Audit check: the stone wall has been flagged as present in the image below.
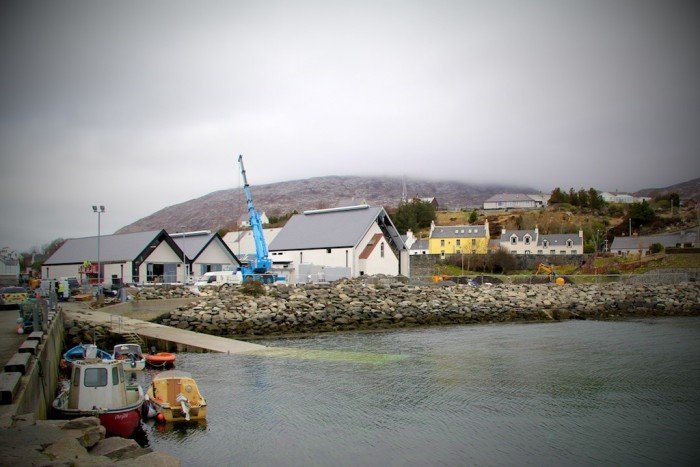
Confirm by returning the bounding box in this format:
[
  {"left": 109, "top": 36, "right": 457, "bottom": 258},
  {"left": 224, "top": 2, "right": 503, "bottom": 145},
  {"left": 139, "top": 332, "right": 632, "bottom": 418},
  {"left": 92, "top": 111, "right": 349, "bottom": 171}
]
[
  {"left": 409, "top": 253, "right": 589, "bottom": 278},
  {"left": 146, "top": 278, "right": 699, "bottom": 338}
]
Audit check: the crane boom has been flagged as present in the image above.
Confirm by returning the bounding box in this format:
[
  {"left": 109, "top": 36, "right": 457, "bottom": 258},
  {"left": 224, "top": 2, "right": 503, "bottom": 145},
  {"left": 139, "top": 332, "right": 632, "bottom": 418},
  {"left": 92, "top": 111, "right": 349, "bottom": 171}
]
[{"left": 238, "top": 155, "right": 272, "bottom": 278}]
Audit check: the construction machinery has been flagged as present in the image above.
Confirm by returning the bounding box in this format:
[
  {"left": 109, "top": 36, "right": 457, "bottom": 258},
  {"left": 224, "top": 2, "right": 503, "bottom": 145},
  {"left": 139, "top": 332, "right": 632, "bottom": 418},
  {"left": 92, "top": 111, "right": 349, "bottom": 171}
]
[
  {"left": 237, "top": 154, "right": 278, "bottom": 283},
  {"left": 534, "top": 263, "right": 565, "bottom": 285}
]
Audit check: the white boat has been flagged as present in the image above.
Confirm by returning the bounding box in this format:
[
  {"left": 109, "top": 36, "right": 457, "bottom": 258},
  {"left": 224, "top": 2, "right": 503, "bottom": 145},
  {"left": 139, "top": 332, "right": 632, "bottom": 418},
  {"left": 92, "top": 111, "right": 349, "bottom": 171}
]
[
  {"left": 112, "top": 343, "right": 146, "bottom": 371},
  {"left": 52, "top": 359, "right": 144, "bottom": 437}
]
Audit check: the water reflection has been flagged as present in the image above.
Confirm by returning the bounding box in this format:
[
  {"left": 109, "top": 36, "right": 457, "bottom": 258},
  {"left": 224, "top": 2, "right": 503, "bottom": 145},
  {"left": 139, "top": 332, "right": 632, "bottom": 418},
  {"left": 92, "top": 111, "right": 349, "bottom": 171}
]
[{"left": 141, "top": 318, "right": 700, "bottom": 466}]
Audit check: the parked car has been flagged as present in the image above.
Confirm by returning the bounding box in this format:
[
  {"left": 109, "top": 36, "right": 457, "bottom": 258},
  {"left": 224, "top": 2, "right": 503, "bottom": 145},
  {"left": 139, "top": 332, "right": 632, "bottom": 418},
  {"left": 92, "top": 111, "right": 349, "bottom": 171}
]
[{"left": 0, "top": 286, "right": 28, "bottom": 309}]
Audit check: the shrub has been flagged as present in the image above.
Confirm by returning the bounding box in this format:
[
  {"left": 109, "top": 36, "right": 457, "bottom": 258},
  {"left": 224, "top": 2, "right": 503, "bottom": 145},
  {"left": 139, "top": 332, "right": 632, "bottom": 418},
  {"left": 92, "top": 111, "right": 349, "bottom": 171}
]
[
  {"left": 649, "top": 243, "right": 664, "bottom": 254},
  {"left": 241, "top": 280, "right": 266, "bottom": 297}
]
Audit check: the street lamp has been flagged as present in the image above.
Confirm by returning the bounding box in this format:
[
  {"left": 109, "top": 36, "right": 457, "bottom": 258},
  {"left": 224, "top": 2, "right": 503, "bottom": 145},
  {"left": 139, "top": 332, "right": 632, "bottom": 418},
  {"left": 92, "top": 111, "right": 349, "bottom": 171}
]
[{"left": 92, "top": 205, "right": 105, "bottom": 289}]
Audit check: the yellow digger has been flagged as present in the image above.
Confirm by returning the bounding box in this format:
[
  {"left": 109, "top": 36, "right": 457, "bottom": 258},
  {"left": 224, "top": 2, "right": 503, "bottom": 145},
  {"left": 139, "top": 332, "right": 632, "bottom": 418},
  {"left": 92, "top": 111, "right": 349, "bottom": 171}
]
[{"left": 535, "top": 263, "right": 565, "bottom": 285}]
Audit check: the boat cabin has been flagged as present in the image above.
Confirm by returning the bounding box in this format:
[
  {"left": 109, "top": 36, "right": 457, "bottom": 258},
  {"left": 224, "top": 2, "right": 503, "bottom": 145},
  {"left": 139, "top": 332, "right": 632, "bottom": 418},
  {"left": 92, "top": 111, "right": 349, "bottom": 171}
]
[{"left": 69, "top": 359, "right": 130, "bottom": 411}]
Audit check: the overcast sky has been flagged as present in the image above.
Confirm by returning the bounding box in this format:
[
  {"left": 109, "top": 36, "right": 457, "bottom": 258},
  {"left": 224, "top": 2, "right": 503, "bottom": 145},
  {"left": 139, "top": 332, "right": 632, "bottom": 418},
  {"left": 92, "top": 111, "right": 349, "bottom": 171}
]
[{"left": 1, "top": 0, "right": 699, "bottom": 252}]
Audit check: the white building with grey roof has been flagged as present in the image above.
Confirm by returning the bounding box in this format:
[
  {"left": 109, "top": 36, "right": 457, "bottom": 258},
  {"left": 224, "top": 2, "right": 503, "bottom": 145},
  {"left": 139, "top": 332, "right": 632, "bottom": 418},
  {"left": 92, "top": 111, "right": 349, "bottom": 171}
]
[
  {"left": 610, "top": 230, "right": 697, "bottom": 256},
  {"left": 43, "top": 229, "right": 240, "bottom": 286},
  {"left": 268, "top": 205, "right": 406, "bottom": 283},
  {"left": 500, "top": 227, "right": 584, "bottom": 255},
  {"left": 483, "top": 193, "right": 548, "bottom": 210}
]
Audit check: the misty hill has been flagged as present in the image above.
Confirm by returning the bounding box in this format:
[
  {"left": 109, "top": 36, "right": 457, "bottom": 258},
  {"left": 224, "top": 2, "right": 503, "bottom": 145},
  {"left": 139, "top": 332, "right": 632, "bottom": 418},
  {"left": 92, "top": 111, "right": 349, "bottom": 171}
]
[
  {"left": 634, "top": 177, "right": 700, "bottom": 201},
  {"left": 115, "top": 176, "right": 534, "bottom": 235}
]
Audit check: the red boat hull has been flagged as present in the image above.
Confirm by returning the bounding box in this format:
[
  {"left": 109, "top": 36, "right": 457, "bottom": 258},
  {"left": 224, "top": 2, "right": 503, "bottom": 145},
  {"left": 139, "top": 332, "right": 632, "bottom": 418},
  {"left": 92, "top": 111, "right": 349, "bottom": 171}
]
[{"left": 99, "top": 407, "right": 143, "bottom": 438}]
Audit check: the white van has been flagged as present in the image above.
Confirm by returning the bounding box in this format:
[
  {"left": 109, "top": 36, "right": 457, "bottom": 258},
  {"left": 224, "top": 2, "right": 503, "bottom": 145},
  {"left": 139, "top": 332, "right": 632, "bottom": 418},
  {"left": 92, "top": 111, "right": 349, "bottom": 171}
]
[{"left": 194, "top": 270, "right": 243, "bottom": 287}]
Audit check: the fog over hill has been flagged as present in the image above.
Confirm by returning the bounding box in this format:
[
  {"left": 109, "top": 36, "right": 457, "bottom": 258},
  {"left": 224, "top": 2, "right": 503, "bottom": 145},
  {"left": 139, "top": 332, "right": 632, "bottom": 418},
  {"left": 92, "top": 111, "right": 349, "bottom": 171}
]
[
  {"left": 634, "top": 177, "right": 700, "bottom": 201},
  {"left": 115, "top": 176, "right": 535, "bottom": 235}
]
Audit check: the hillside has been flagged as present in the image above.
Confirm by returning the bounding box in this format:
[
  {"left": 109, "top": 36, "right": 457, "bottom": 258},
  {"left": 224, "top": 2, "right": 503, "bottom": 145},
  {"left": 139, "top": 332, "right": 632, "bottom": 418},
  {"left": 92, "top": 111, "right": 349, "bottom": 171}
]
[
  {"left": 115, "top": 176, "right": 533, "bottom": 235},
  {"left": 634, "top": 177, "right": 700, "bottom": 201}
]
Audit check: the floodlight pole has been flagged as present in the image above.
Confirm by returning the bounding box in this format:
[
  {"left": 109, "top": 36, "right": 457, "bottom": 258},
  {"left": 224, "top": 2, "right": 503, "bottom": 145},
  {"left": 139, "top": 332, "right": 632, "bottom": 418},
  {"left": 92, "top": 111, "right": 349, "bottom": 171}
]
[{"left": 92, "top": 205, "right": 105, "bottom": 289}]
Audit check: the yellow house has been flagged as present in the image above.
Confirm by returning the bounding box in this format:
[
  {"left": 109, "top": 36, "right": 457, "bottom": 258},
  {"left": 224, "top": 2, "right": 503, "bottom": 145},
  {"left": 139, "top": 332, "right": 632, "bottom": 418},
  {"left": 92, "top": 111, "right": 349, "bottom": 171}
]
[{"left": 428, "top": 220, "right": 490, "bottom": 256}]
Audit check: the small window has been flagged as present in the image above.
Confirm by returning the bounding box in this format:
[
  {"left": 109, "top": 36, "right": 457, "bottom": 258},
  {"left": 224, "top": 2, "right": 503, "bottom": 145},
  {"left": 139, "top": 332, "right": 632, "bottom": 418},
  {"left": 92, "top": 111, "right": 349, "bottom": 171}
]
[
  {"left": 73, "top": 367, "right": 80, "bottom": 387},
  {"left": 566, "top": 240, "right": 573, "bottom": 247},
  {"left": 543, "top": 240, "right": 549, "bottom": 248},
  {"left": 560, "top": 250, "right": 566, "bottom": 254},
  {"left": 471, "top": 239, "right": 476, "bottom": 246},
  {"left": 537, "top": 250, "right": 543, "bottom": 254},
  {"left": 456, "top": 239, "right": 461, "bottom": 246},
  {"left": 571, "top": 250, "right": 577, "bottom": 255},
  {"left": 524, "top": 236, "right": 531, "bottom": 245},
  {"left": 440, "top": 240, "right": 445, "bottom": 247},
  {"left": 550, "top": 250, "right": 556, "bottom": 254},
  {"left": 84, "top": 368, "right": 108, "bottom": 387},
  {"left": 440, "top": 250, "right": 445, "bottom": 259},
  {"left": 510, "top": 236, "right": 517, "bottom": 245},
  {"left": 207, "top": 275, "right": 216, "bottom": 283},
  {"left": 525, "top": 250, "right": 531, "bottom": 255},
  {"left": 326, "top": 248, "right": 331, "bottom": 253},
  {"left": 471, "top": 249, "right": 476, "bottom": 254},
  {"left": 112, "top": 366, "right": 119, "bottom": 386},
  {"left": 380, "top": 243, "right": 385, "bottom": 258}
]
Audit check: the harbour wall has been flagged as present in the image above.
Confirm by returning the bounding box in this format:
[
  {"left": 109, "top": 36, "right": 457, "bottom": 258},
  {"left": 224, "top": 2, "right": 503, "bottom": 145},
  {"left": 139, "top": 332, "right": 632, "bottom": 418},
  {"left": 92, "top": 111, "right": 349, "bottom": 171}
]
[
  {"left": 1, "top": 310, "right": 63, "bottom": 426},
  {"left": 122, "top": 280, "right": 700, "bottom": 338}
]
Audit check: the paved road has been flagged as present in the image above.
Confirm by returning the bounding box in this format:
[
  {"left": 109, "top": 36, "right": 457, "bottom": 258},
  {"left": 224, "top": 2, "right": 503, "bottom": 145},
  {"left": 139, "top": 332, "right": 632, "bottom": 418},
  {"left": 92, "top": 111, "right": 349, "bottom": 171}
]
[{"left": 0, "top": 306, "right": 26, "bottom": 368}]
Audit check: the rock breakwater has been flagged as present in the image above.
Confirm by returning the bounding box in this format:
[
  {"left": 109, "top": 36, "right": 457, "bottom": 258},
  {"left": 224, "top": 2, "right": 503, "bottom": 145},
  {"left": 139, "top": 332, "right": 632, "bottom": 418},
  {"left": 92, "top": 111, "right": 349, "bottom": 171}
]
[{"left": 152, "top": 279, "right": 699, "bottom": 337}]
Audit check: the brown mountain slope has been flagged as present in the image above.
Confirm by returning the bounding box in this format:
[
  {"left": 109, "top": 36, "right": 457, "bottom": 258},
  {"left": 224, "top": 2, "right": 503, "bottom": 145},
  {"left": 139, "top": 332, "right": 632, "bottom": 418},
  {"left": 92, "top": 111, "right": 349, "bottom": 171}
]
[
  {"left": 634, "top": 177, "right": 700, "bottom": 201},
  {"left": 115, "top": 176, "right": 534, "bottom": 235}
]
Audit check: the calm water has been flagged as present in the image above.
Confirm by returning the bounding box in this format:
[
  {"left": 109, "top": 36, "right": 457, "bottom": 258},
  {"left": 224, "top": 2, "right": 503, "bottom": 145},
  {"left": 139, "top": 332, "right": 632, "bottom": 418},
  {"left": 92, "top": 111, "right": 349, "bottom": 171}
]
[{"left": 136, "top": 317, "right": 700, "bottom": 466}]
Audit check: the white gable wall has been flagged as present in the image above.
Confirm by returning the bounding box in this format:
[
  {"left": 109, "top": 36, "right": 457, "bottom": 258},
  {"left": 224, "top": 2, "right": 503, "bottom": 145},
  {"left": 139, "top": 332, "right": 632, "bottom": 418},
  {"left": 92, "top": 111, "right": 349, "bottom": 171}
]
[
  {"left": 355, "top": 223, "right": 399, "bottom": 276},
  {"left": 192, "top": 239, "right": 238, "bottom": 276},
  {"left": 138, "top": 241, "right": 182, "bottom": 284}
]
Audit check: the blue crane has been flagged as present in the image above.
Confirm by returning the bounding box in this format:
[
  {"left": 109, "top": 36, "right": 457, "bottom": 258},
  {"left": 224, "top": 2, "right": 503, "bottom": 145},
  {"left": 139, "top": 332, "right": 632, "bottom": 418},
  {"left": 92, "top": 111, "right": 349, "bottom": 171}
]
[{"left": 237, "top": 154, "right": 276, "bottom": 283}]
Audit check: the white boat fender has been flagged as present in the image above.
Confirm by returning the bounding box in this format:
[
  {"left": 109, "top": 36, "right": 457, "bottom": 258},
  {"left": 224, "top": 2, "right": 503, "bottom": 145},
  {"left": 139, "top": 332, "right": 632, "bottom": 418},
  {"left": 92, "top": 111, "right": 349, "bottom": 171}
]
[
  {"left": 176, "top": 393, "right": 191, "bottom": 421},
  {"left": 143, "top": 394, "right": 157, "bottom": 418}
]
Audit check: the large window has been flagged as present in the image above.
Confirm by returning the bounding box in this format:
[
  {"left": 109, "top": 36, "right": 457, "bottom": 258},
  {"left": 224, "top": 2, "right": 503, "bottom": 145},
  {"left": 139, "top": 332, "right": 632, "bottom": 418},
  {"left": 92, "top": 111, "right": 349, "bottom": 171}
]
[
  {"left": 199, "top": 264, "right": 223, "bottom": 275},
  {"left": 84, "top": 368, "right": 108, "bottom": 387}
]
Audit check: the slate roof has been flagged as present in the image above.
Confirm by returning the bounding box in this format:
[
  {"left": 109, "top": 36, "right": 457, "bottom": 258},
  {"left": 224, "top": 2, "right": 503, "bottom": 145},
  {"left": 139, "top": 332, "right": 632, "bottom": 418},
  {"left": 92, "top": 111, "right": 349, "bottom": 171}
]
[
  {"left": 432, "top": 225, "right": 487, "bottom": 238},
  {"left": 44, "top": 230, "right": 169, "bottom": 265},
  {"left": 410, "top": 239, "right": 429, "bottom": 251},
  {"left": 538, "top": 234, "right": 583, "bottom": 247},
  {"left": 170, "top": 233, "right": 214, "bottom": 260},
  {"left": 269, "top": 205, "right": 400, "bottom": 251},
  {"left": 610, "top": 231, "right": 697, "bottom": 250},
  {"left": 485, "top": 194, "right": 540, "bottom": 203},
  {"left": 500, "top": 230, "right": 537, "bottom": 242}
]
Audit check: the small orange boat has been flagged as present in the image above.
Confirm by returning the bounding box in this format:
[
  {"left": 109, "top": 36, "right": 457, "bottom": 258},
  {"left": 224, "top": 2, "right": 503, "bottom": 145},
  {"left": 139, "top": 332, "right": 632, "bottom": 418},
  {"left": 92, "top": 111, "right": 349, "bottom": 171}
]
[{"left": 145, "top": 352, "right": 176, "bottom": 369}]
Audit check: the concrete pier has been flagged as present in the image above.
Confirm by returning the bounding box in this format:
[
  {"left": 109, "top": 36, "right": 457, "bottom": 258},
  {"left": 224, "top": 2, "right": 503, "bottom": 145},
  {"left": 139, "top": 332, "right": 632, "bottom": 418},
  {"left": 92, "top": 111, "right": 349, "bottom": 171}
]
[{"left": 63, "top": 307, "right": 265, "bottom": 354}]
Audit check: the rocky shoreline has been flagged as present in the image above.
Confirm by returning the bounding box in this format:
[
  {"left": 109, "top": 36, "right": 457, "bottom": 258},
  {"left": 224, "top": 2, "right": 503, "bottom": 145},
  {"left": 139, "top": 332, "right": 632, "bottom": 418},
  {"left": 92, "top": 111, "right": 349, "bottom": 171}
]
[
  {"left": 0, "top": 416, "right": 179, "bottom": 466},
  {"left": 62, "top": 278, "right": 699, "bottom": 343},
  {"left": 146, "top": 278, "right": 699, "bottom": 338}
]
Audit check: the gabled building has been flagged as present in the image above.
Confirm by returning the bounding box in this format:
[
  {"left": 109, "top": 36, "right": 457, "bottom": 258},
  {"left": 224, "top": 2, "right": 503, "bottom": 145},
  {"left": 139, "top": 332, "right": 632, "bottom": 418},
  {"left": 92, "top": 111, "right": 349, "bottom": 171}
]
[
  {"left": 428, "top": 221, "right": 490, "bottom": 256},
  {"left": 483, "top": 193, "right": 548, "bottom": 210},
  {"left": 169, "top": 231, "right": 241, "bottom": 279},
  {"left": 268, "top": 205, "right": 406, "bottom": 283},
  {"left": 499, "top": 227, "right": 584, "bottom": 255},
  {"left": 610, "top": 230, "right": 697, "bottom": 256},
  {"left": 600, "top": 192, "right": 652, "bottom": 204},
  {"left": 43, "top": 230, "right": 188, "bottom": 285}
]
